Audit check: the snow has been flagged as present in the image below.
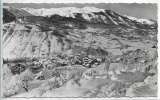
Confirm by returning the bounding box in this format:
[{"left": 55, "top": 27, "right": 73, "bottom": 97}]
[
  {"left": 82, "top": 13, "right": 92, "bottom": 21},
  {"left": 125, "top": 15, "right": 155, "bottom": 25},
  {"left": 22, "top": 7, "right": 105, "bottom": 18},
  {"left": 22, "top": 7, "right": 155, "bottom": 26},
  {"left": 106, "top": 13, "right": 118, "bottom": 25}
]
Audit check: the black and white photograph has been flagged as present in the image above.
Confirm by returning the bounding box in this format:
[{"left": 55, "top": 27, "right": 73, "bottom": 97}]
[{"left": 1, "top": 0, "right": 158, "bottom": 98}]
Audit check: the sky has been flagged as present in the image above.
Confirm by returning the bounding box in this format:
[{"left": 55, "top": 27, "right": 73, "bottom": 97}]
[
  {"left": 3, "top": 0, "right": 159, "bottom": 3},
  {"left": 3, "top": 1, "right": 157, "bottom": 20}
]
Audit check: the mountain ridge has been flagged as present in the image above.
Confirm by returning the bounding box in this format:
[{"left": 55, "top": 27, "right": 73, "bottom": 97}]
[
  {"left": 3, "top": 6, "right": 157, "bottom": 29},
  {"left": 22, "top": 7, "right": 155, "bottom": 24}
]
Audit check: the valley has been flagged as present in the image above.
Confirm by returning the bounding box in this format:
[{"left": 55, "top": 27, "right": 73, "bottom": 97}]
[{"left": 2, "top": 6, "right": 157, "bottom": 97}]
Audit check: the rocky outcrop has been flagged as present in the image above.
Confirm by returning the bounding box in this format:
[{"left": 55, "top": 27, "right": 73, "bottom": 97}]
[{"left": 3, "top": 8, "right": 16, "bottom": 23}]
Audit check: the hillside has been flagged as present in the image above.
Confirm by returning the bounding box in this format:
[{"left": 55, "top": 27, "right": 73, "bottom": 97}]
[{"left": 2, "top": 6, "right": 157, "bottom": 97}]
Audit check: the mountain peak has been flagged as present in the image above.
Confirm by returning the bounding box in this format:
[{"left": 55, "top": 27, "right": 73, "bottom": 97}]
[
  {"left": 4, "top": 6, "right": 157, "bottom": 29},
  {"left": 22, "top": 7, "right": 105, "bottom": 17}
]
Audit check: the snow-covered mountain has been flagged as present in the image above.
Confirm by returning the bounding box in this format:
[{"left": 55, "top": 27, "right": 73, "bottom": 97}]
[
  {"left": 2, "top": 6, "right": 157, "bottom": 98},
  {"left": 3, "top": 6, "right": 157, "bottom": 60},
  {"left": 3, "top": 6, "right": 157, "bottom": 29},
  {"left": 22, "top": 7, "right": 105, "bottom": 17},
  {"left": 21, "top": 7, "right": 156, "bottom": 29}
]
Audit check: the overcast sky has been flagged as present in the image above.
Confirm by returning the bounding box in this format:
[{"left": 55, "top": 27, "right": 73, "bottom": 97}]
[
  {"left": 3, "top": 1, "right": 157, "bottom": 20},
  {"left": 3, "top": 0, "right": 159, "bottom": 3}
]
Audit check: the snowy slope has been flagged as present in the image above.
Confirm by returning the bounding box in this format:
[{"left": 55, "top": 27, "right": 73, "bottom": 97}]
[
  {"left": 22, "top": 7, "right": 155, "bottom": 26},
  {"left": 125, "top": 15, "right": 155, "bottom": 25},
  {"left": 22, "top": 7, "right": 105, "bottom": 18}
]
